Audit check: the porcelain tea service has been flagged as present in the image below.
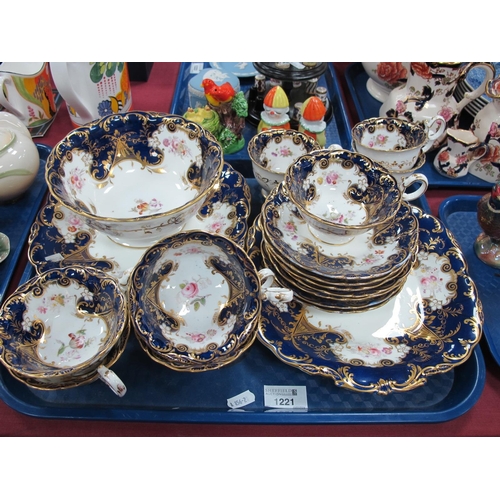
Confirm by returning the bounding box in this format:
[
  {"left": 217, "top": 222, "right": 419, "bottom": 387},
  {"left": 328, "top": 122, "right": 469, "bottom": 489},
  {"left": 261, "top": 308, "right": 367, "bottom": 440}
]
[{"left": 469, "top": 76, "right": 500, "bottom": 182}]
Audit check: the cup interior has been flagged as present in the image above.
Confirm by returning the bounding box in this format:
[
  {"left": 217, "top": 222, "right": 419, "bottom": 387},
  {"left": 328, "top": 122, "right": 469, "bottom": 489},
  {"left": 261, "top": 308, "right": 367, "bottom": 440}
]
[{"left": 352, "top": 117, "right": 428, "bottom": 153}]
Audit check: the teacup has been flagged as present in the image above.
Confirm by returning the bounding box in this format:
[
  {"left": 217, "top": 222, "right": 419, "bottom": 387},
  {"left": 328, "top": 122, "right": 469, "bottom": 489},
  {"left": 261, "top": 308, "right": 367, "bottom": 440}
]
[
  {"left": 0, "top": 266, "right": 129, "bottom": 396},
  {"left": 247, "top": 128, "right": 320, "bottom": 195},
  {"left": 284, "top": 148, "right": 402, "bottom": 245},
  {"left": 433, "top": 128, "right": 487, "bottom": 178},
  {"left": 351, "top": 116, "right": 447, "bottom": 171},
  {"left": 0, "top": 62, "right": 57, "bottom": 129},
  {"left": 129, "top": 230, "right": 293, "bottom": 371}
]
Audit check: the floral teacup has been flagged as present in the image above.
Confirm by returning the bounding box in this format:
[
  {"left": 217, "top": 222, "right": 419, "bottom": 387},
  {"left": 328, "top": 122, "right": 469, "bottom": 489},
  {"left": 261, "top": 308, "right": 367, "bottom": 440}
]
[
  {"left": 0, "top": 266, "right": 129, "bottom": 396},
  {"left": 352, "top": 116, "right": 446, "bottom": 171},
  {"left": 129, "top": 230, "right": 292, "bottom": 371},
  {"left": 248, "top": 128, "right": 320, "bottom": 195},
  {"left": 284, "top": 148, "right": 402, "bottom": 244}
]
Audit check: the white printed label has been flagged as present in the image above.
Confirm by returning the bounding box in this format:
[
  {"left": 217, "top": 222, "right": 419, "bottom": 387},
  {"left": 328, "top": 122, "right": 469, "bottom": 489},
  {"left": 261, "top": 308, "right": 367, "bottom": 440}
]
[
  {"left": 264, "top": 385, "right": 308, "bottom": 409},
  {"left": 190, "top": 63, "right": 204, "bottom": 74},
  {"left": 227, "top": 390, "right": 255, "bottom": 409}
]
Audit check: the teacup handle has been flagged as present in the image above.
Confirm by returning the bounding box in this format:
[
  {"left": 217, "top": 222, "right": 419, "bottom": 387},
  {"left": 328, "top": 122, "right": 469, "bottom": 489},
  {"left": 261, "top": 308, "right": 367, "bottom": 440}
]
[
  {"left": 422, "top": 115, "right": 447, "bottom": 152},
  {"left": 401, "top": 173, "right": 428, "bottom": 201},
  {"left": 258, "top": 268, "right": 293, "bottom": 309},
  {"left": 97, "top": 365, "right": 127, "bottom": 397}
]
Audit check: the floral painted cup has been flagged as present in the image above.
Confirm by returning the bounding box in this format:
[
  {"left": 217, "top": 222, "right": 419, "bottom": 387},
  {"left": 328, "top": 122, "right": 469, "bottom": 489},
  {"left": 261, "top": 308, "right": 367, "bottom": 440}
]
[
  {"left": 284, "top": 148, "right": 402, "bottom": 244},
  {"left": 247, "top": 128, "right": 320, "bottom": 195},
  {"left": 433, "top": 128, "right": 487, "bottom": 178},
  {"left": 352, "top": 116, "right": 446, "bottom": 171},
  {"left": 0, "top": 266, "right": 129, "bottom": 396},
  {"left": 129, "top": 230, "right": 292, "bottom": 371}
]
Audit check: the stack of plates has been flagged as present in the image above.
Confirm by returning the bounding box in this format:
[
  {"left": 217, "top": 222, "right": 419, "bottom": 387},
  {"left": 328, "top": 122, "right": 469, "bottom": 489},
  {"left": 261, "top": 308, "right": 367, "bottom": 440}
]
[{"left": 257, "top": 183, "right": 419, "bottom": 312}]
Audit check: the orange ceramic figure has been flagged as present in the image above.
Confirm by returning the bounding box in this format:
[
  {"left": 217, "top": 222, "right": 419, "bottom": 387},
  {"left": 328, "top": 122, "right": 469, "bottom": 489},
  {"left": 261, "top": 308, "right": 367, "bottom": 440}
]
[
  {"left": 201, "top": 79, "right": 237, "bottom": 107},
  {"left": 299, "top": 96, "right": 327, "bottom": 147},
  {"left": 258, "top": 85, "right": 290, "bottom": 133}
]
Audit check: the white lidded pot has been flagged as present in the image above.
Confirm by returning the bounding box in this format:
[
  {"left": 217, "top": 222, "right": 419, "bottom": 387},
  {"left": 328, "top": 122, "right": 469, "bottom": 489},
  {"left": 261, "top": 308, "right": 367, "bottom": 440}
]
[{"left": 0, "top": 111, "right": 40, "bottom": 203}]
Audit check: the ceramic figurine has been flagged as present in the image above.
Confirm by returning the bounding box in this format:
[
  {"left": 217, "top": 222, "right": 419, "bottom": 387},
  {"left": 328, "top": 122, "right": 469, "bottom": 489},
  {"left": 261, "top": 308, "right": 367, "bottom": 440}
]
[
  {"left": 201, "top": 78, "right": 248, "bottom": 154},
  {"left": 183, "top": 105, "right": 222, "bottom": 138},
  {"left": 475, "top": 182, "right": 500, "bottom": 268},
  {"left": 298, "top": 96, "right": 327, "bottom": 147},
  {"left": 258, "top": 85, "right": 291, "bottom": 133}
]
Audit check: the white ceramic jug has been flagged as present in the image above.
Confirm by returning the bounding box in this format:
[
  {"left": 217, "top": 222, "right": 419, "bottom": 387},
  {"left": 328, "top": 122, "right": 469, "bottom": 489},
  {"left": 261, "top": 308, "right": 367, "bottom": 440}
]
[{"left": 50, "top": 62, "right": 133, "bottom": 127}]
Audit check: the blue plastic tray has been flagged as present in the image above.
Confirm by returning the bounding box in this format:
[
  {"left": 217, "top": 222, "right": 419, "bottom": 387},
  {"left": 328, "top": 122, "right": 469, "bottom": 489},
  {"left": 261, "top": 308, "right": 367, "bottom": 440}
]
[
  {"left": 345, "top": 62, "right": 493, "bottom": 190},
  {"left": 438, "top": 195, "right": 500, "bottom": 365},
  {"left": 0, "top": 144, "right": 51, "bottom": 303},
  {"left": 0, "top": 67, "right": 484, "bottom": 424}
]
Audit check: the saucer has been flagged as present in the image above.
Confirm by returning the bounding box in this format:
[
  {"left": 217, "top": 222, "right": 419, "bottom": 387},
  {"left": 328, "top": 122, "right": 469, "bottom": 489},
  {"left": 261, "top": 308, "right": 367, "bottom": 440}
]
[
  {"left": 28, "top": 163, "right": 251, "bottom": 287},
  {"left": 261, "top": 183, "right": 418, "bottom": 281},
  {"left": 256, "top": 206, "right": 483, "bottom": 394}
]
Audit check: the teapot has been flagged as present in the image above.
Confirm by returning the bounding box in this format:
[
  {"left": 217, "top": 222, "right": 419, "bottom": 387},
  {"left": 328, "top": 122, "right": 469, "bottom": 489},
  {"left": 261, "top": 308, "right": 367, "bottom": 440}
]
[
  {"left": 0, "top": 111, "right": 40, "bottom": 203},
  {"left": 469, "top": 77, "right": 500, "bottom": 183},
  {"left": 380, "top": 62, "right": 495, "bottom": 149}
]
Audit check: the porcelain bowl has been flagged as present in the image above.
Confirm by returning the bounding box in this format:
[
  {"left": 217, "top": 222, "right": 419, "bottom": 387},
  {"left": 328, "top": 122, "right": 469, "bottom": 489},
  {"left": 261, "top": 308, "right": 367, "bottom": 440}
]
[
  {"left": 284, "top": 148, "right": 402, "bottom": 244},
  {"left": 0, "top": 266, "right": 128, "bottom": 392},
  {"left": 45, "top": 112, "right": 224, "bottom": 247},
  {"left": 129, "top": 230, "right": 264, "bottom": 371},
  {"left": 247, "top": 129, "right": 319, "bottom": 194}
]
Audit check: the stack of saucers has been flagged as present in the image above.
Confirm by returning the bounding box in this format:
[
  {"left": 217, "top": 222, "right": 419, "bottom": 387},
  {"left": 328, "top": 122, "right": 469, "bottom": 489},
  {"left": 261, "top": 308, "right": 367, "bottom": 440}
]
[{"left": 257, "top": 148, "right": 420, "bottom": 313}]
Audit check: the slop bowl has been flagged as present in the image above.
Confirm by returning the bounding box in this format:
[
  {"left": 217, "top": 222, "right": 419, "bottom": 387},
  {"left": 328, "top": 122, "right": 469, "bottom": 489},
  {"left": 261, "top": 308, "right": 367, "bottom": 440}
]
[
  {"left": 45, "top": 112, "right": 224, "bottom": 247},
  {"left": 284, "top": 148, "right": 402, "bottom": 244}
]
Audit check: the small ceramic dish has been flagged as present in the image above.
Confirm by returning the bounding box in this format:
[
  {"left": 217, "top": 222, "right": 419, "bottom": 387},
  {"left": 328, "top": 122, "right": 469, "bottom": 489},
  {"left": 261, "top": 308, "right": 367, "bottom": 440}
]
[
  {"left": 45, "top": 112, "right": 224, "bottom": 247},
  {"left": 247, "top": 129, "right": 319, "bottom": 194},
  {"left": 0, "top": 266, "right": 129, "bottom": 396},
  {"left": 284, "top": 148, "right": 402, "bottom": 244},
  {"left": 129, "top": 230, "right": 292, "bottom": 372}
]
